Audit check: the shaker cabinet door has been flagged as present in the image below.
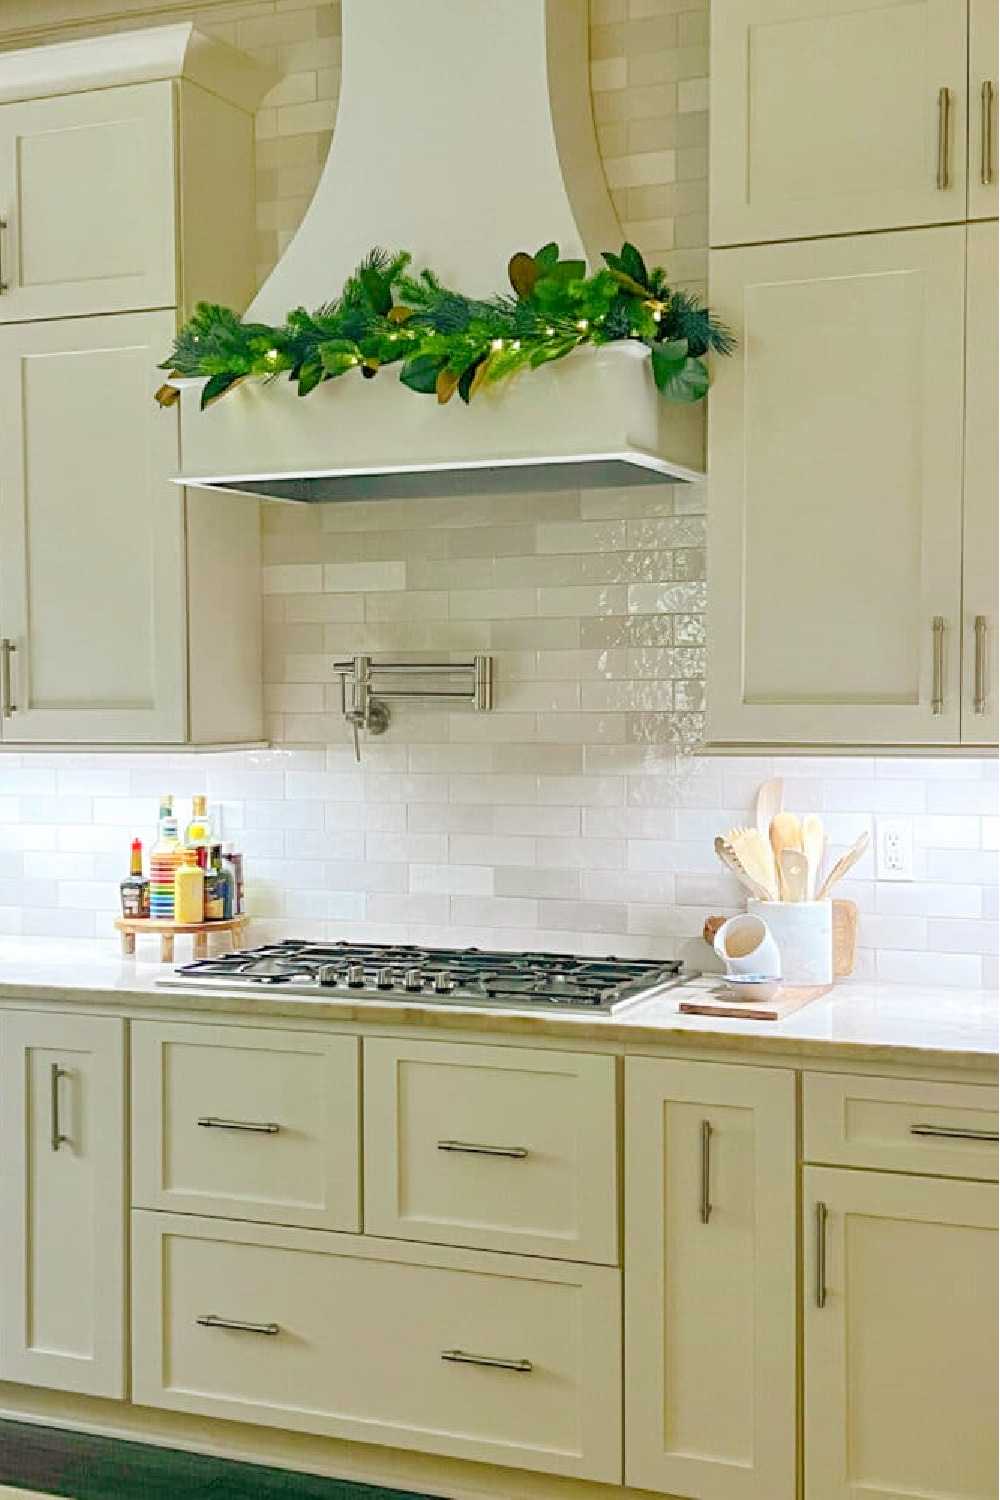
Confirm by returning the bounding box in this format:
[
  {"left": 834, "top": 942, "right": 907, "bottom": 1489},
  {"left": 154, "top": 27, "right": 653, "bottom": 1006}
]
[
  {"left": 0, "top": 310, "right": 187, "bottom": 743},
  {"left": 961, "top": 220, "right": 999, "bottom": 745},
  {"left": 710, "top": 0, "right": 967, "bottom": 246},
  {"left": 804, "top": 1167, "right": 998, "bottom": 1500},
  {"left": 0, "top": 1009, "right": 126, "bottom": 1398},
  {"left": 0, "top": 82, "right": 177, "bottom": 322},
  {"left": 707, "top": 227, "right": 965, "bottom": 748},
  {"left": 968, "top": 0, "right": 999, "bottom": 221}
]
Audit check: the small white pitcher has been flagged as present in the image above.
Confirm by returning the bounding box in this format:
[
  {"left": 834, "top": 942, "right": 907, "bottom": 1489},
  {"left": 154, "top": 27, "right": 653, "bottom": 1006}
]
[{"left": 713, "top": 913, "right": 782, "bottom": 978}]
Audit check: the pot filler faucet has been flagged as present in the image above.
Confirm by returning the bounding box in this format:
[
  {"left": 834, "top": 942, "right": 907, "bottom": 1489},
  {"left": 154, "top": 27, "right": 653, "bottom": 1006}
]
[{"left": 335, "top": 654, "right": 494, "bottom": 760}]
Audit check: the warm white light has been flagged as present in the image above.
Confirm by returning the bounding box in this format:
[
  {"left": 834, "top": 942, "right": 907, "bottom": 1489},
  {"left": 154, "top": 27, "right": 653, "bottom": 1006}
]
[
  {"left": 491, "top": 338, "right": 505, "bottom": 352},
  {"left": 576, "top": 319, "right": 589, "bottom": 331}
]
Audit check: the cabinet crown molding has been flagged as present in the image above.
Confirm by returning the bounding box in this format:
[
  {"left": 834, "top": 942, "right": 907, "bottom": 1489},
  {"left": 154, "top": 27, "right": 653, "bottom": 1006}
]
[{"left": 0, "top": 21, "right": 275, "bottom": 113}]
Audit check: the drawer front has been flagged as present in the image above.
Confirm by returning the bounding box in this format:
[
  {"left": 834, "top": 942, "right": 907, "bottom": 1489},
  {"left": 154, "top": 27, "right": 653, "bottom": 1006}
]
[
  {"left": 804, "top": 1073, "right": 999, "bottom": 1180},
  {"left": 132, "top": 1022, "right": 360, "bottom": 1229},
  {"left": 364, "top": 1038, "right": 618, "bottom": 1263},
  {"left": 131, "top": 1211, "right": 622, "bottom": 1484}
]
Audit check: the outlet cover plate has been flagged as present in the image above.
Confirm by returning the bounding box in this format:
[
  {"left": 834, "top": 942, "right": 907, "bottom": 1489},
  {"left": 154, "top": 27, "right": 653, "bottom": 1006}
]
[{"left": 875, "top": 816, "right": 914, "bottom": 881}]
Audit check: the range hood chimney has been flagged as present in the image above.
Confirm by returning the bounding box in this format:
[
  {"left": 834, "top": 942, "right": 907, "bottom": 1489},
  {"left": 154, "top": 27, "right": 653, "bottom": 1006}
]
[{"left": 177, "top": 0, "right": 705, "bottom": 503}]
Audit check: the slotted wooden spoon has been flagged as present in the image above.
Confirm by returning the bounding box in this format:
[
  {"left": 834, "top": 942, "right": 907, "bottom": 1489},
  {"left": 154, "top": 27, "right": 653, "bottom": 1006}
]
[
  {"left": 725, "top": 826, "right": 780, "bottom": 902},
  {"left": 714, "top": 836, "right": 774, "bottom": 901},
  {"left": 769, "top": 812, "right": 802, "bottom": 899}
]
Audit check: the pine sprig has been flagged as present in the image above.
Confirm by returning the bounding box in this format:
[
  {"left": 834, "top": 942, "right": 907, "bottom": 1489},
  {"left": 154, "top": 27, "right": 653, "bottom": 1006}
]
[{"left": 158, "top": 243, "right": 735, "bottom": 411}]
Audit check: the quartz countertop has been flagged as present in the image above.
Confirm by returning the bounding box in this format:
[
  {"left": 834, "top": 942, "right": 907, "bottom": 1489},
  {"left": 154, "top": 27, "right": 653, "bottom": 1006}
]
[{"left": 0, "top": 938, "right": 996, "bottom": 1075}]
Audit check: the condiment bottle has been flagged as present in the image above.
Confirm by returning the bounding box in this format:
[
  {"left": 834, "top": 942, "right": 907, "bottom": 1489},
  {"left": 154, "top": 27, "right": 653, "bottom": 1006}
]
[
  {"left": 203, "top": 843, "right": 226, "bottom": 921},
  {"left": 219, "top": 844, "right": 238, "bottom": 920},
  {"left": 119, "top": 836, "right": 149, "bottom": 919},
  {"left": 149, "top": 817, "right": 182, "bottom": 920},
  {"left": 184, "top": 795, "right": 213, "bottom": 870},
  {"left": 173, "top": 848, "right": 205, "bottom": 924}
]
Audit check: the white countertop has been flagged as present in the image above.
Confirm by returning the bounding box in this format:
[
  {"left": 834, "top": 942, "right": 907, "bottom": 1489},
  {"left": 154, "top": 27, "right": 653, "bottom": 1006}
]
[{"left": 0, "top": 938, "right": 996, "bottom": 1075}]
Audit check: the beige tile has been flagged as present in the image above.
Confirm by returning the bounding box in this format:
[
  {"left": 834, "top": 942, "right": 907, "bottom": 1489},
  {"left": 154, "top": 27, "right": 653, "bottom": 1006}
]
[
  {"left": 591, "top": 21, "right": 628, "bottom": 58},
  {"left": 604, "top": 149, "right": 676, "bottom": 189}
]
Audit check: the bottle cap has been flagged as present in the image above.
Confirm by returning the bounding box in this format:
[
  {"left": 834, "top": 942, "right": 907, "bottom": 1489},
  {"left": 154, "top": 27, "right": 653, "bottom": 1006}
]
[
  {"left": 192, "top": 794, "right": 207, "bottom": 815},
  {"left": 180, "top": 848, "right": 200, "bottom": 865}
]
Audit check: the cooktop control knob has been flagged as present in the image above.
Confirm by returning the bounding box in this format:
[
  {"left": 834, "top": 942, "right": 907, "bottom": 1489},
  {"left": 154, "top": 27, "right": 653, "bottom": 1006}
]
[
  {"left": 433, "top": 971, "right": 453, "bottom": 994},
  {"left": 404, "top": 969, "right": 423, "bottom": 992},
  {"left": 375, "top": 967, "right": 395, "bottom": 990},
  {"left": 317, "top": 964, "right": 339, "bottom": 986},
  {"left": 346, "top": 964, "right": 365, "bottom": 988}
]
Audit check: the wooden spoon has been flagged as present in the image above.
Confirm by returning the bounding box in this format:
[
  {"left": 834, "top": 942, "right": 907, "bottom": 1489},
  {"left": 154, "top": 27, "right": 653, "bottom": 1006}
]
[
  {"left": 725, "top": 826, "right": 781, "bottom": 902},
  {"left": 801, "top": 813, "right": 825, "bottom": 899},
  {"left": 780, "top": 848, "right": 809, "bottom": 903},
  {"left": 754, "top": 777, "right": 784, "bottom": 842},
  {"left": 769, "top": 812, "right": 802, "bottom": 898},
  {"left": 816, "top": 831, "right": 871, "bottom": 899},
  {"left": 714, "top": 837, "right": 774, "bottom": 901}
]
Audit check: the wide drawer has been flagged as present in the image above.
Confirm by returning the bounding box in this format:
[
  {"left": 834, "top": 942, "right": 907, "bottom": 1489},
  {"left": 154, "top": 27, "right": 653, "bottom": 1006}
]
[
  {"left": 364, "top": 1038, "right": 618, "bottom": 1263},
  {"left": 803, "top": 1073, "right": 999, "bottom": 1180},
  {"left": 132, "top": 1021, "right": 360, "bottom": 1229},
  {"left": 131, "top": 1211, "right": 622, "bottom": 1484}
]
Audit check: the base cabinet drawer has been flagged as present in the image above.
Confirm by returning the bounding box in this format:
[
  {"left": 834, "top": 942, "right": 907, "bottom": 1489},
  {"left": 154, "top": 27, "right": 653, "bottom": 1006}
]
[
  {"left": 131, "top": 1022, "right": 360, "bottom": 1230},
  {"left": 364, "top": 1038, "right": 617, "bottom": 1262},
  {"left": 804, "top": 1073, "right": 999, "bottom": 1180},
  {"left": 131, "top": 1211, "right": 622, "bottom": 1484}
]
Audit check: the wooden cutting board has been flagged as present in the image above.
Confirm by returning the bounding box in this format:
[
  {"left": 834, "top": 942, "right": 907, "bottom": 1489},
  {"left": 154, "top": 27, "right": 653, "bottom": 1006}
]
[{"left": 679, "top": 983, "right": 833, "bottom": 1022}]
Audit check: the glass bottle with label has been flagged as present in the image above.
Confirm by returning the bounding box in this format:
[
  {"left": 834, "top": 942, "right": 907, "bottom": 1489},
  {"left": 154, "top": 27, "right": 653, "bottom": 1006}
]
[
  {"left": 203, "top": 843, "right": 227, "bottom": 921},
  {"left": 184, "top": 795, "right": 213, "bottom": 869},
  {"left": 174, "top": 848, "right": 205, "bottom": 924},
  {"left": 150, "top": 817, "right": 182, "bottom": 920}
]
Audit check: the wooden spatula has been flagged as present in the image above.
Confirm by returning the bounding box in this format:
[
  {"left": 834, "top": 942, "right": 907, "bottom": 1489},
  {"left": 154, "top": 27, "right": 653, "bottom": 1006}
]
[
  {"left": 769, "top": 812, "right": 802, "bottom": 898},
  {"left": 816, "top": 831, "right": 870, "bottom": 899},
  {"left": 780, "top": 848, "right": 809, "bottom": 902},
  {"left": 754, "top": 778, "right": 784, "bottom": 842},
  {"left": 801, "top": 813, "right": 825, "bottom": 899},
  {"left": 714, "top": 837, "right": 774, "bottom": 901},
  {"left": 726, "top": 826, "right": 781, "bottom": 902}
]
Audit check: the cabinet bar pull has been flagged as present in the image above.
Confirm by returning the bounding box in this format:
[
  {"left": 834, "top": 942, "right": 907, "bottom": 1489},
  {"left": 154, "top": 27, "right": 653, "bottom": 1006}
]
[
  {"left": 910, "top": 1123, "right": 999, "bottom": 1143},
  {"left": 197, "top": 1116, "right": 280, "bottom": 1134},
  {"left": 931, "top": 616, "right": 945, "bottom": 715},
  {"left": 197, "top": 1314, "right": 279, "bottom": 1336},
  {"left": 441, "top": 1348, "right": 533, "bottom": 1373},
  {"left": 1, "top": 638, "right": 16, "bottom": 717},
  {"left": 974, "top": 616, "right": 988, "bottom": 715},
  {"left": 50, "top": 1064, "right": 69, "bottom": 1152},
  {"left": 0, "top": 217, "right": 7, "bottom": 293},
  {"left": 700, "top": 1119, "right": 712, "bottom": 1224},
  {"left": 936, "top": 87, "right": 951, "bottom": 189},
  {"left": 437, "top": 1139, "right": 528, "bottom": 1159},
  {"left": 983, "top": 81, "right": 995, "bottom": 186},
  {"left": 815, "top": 1201, "right": 828, "bottom": 1308}
]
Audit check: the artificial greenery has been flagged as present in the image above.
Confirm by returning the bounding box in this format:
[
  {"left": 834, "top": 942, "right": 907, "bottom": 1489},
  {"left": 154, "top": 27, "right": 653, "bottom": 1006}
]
[{"left": 157, "top": 241, "right": 735, "bottom": 412}]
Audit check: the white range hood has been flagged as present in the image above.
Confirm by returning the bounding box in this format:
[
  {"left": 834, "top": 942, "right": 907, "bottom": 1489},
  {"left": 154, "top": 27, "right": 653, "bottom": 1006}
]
[{"left": 177, "top": 0, "right": 705, "bottom": 503}]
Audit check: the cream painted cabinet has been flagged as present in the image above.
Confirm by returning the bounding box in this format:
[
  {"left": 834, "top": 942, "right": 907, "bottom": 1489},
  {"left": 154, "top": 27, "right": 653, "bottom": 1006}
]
[
  {"left": 961, "top": 220, "right": 999, "bottom": 743},
  {"left": 968, "top": 0, "right": 999, "bottom": 221},
  {"left": 624, "top": 1058, "right": 797, "bottom": 1500},
  {"left": 803, "top": 1167, "right": 998, "bottom": 1500},
  {"left": 710, "top": 0, "right": 968, "bottom": 246},
  {"left": 707, "top": 226, "right": 968, "bottom": 748},
  {"left": 0, "top": 1009, "right": 125, "bottom": 1399}
]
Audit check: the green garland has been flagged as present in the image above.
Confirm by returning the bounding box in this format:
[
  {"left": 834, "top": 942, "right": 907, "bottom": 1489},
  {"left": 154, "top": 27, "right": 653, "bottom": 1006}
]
[{"left": 157, "top": 241, "right": 735, "bottom": 412}]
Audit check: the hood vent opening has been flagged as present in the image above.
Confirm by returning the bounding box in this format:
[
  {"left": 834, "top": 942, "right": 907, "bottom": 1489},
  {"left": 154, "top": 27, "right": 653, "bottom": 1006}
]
[{"left": 177, "top": 0, "right": 707, "bottom": 503}]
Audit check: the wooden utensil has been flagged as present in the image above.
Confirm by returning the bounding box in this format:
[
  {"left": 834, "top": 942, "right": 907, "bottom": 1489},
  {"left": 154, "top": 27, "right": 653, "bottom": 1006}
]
[
  {"left": 769, "top": 812, "right": 802, "bottom": 898},
  {"left": 832, "top": 898, "right": 858, "bottom": 977},
  {"left": 714, "top": 837, "right": 774, "bottom": 901},
  {"left": 816, "top": 831, "right": 870, "bottom": 898},
  {"left": 780, "top": 848, "right": 809, "bottom": 903},
  {"left": 754, "top": 777, "right": 784, "bottom": 842},
  {"left": 801, "top": 813, "right": 825, "bottom": 899},
  {"left": 725, "top": 826, "right": 781, "bottom": 902}
]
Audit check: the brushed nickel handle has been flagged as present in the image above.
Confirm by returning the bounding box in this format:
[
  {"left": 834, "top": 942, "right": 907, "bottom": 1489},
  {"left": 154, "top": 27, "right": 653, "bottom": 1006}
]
[
  {"left": 196, "top": 1314, "right": 279, "bottom": 1336},
  {"left": 197, "top": 1116, "right": 280, "bottom": 1134},
  {"left": 974, "top": 616, "right": 988, "bottom": 715},
  {"left": 700, "top": 1119, "right": 712, "bottom": 1224},
  {"left": 0, "top": 217, "right": 8, "bottom": 292},
  {"left": 437, "top": 1139, "right": 529, "bottom": 1159},
  {"left": 441, "top": 1348, "right": 533, "bottom": 1373},
  {"left": 931, "top": 616, "right": 945, "bottom": 715},
  {"left": 1, "top": 638, "right": 16, "bottom": 716},
  {"left": 50, "top": 1064, "right": 70, "bottom": 1152},
  {"left": 911, "top": 1123, "right": 999, "bottom": 1143},
  {"left": 982, "top": 81, "right": 995, "bottom": 186},
  {"left": 815, "top": 1201, "right": 828, "bottom": 1309},
  {"left": 936, "top": 87, "right": 951, "bottom": 189}
]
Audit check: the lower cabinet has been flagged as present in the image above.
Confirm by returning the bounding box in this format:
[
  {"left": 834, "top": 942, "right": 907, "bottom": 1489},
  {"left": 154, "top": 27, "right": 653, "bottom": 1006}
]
[
  {"left": 624, "top": 1058, "right": 797, "bottom": 1500},
  {"left": 803, "top": 1166, "right": 998, "bottom": 1500},
  {"left": 131, "top": 1210, "right": 623, "bottom": 1484},
  {"left": 0, "top": 1009, "right": 125, "bottom": 1397}
]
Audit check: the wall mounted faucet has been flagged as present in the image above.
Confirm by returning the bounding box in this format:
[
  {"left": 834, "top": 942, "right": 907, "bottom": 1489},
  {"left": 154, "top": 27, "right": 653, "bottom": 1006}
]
[{"left": 334, "top": 654, "right": 494, "bottom": 761}]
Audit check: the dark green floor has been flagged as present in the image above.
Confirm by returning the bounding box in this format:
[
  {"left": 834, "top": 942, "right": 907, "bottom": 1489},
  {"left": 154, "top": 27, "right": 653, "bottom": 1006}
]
[{"left": 0, "top": 1420, "right": 437, "bottom": 1500}]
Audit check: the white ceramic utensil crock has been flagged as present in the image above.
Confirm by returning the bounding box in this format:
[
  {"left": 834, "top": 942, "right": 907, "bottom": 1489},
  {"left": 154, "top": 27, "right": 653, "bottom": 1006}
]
[{"left": 747, "top": 899, "right": 833, "bottom": 985}]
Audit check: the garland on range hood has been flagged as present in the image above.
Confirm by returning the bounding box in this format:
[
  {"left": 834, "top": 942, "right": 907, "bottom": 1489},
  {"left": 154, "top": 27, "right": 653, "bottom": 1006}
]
[{"left": 157, "top": 241, "right": 735, "bottom": 414}]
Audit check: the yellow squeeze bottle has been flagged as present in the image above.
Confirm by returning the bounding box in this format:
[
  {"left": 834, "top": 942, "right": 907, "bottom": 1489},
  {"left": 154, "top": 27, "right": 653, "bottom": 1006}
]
[{"left": 174, "top": 848, "right": 205, "bottom": 924}]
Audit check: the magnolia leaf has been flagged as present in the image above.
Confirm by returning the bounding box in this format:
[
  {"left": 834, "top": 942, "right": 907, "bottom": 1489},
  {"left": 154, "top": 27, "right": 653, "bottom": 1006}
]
[
  {"left": 457, "top": 360, "right": 485, "bottom": 404},
  {"left": 529, "top": 335, "right": 578, "bottom": 368},
  {"left": 400, "top": 353, "right": 446, "bottom": 395},
  {"left": 606, "top": 266, "right": 651, "bottom": 298},
  {"left": 387, "top": 305, "right": 414, "bottom": 324},
  {"left": 542, "top": 259, "right": 586, "bottom": 287},
  {"left": 296, "top": 359, "right": 323, "bottom": 396},
  {"left": 200, "top": 373, "right": 244, "bottom": 409},
  {"left": 508, "top": 252, "right": 540, "bottom": 299},
  {"left": 361, "top": 357, "right": 380, "bottom": 380},
  {"left": 155, "top": 381, "right": 180, "bottom": 408},
  {"left": 534, "top": 241, "right": 560, "bottom": 271},
  {"left": 649, "top": 339, "right": 690, "bottom": 392},
  {"left": 319, "top": 340, "right": 360, "bottom": 378},
  {"left": 654, "top": 354, "right": 711, "bottom": 403},
  {"left": 468, "top": 356, "right": 492, "bottom": 400},
  {"left": 436, "top": 367, "right": 461, "bottom": 404},
  {"left": 619, "top": 242, "right": 648, "bottom": 287}
]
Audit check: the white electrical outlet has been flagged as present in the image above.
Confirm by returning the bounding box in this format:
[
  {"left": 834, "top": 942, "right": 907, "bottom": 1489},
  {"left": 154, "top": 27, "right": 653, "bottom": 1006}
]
[{"left": 876, "top": 816, "right": 914, "bottom": 881}]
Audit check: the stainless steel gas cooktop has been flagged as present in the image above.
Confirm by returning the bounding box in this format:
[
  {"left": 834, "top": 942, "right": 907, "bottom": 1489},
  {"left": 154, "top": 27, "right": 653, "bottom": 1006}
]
[{"left": 158, "top": 939, "right": 694, "bottom": 1014}]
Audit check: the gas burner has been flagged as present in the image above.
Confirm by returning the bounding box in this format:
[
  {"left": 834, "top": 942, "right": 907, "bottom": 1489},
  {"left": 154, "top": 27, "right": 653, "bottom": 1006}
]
[{"left": 158, "top": 939, "right": 693, "bottom": 1014}]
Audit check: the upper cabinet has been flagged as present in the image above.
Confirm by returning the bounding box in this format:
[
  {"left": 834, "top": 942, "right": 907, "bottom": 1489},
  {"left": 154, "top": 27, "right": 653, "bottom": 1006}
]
[
  {"left": 961, "top": 220, "right": 999, "bottom": 744},
  {"left": 710, "top": 0, "right": 969, "bottom": 246},
  {"left": 968, "top": 0, "right": 999, "bottom": 221},
  {"left": 0, "top": 26, "right": 273, "bottom": 747}
]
